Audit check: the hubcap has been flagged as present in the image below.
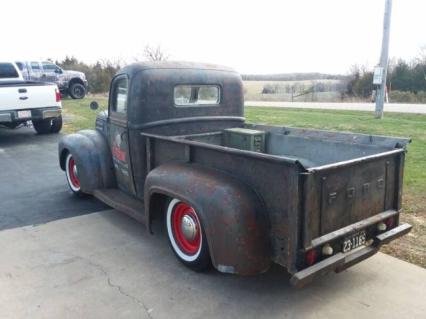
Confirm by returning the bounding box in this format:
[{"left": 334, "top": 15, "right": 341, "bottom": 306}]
[
  {"left": 181, "top": 214, "right": 198, "bottom": 241},
  {"left": 171, "top": 202, "right": 201, "bottom": 255},
  {"left": 73, "top": 164, "right": 78, "bottom": 178},
  {"left": 68, "top": 156, "right": 80, "bottom": 188},
  {"left": 74, "top": 86, "right": 83, "bottom": 98}
]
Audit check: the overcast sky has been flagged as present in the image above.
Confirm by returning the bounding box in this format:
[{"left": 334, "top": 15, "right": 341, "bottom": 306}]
[{"left": 1, "top": 0, "right": 424, "bottom": 74}]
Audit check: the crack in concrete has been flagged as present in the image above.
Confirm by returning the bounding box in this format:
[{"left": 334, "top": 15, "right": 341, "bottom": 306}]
[
  {"left": 19, "top": 228, "right": 154, "bottom": 318},
  {"left": 83, "top": 258, "right": 154, "bottom": 319}
]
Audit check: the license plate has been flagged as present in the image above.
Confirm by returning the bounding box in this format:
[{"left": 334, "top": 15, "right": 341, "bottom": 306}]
[
  {"left": 342, "top": 230, "right": 366, "bottom": 253},
  {"left": 17, "top": 110, "right": 31, "bottom": 118}
]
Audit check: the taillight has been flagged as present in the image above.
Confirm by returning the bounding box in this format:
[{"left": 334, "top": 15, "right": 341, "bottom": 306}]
[
  {"left": 55, "top": 89, "right": 61, "bottom": 102},
  {"left": 378, "top": 217, "right": 394, "bottom": 232},
  {"left": 384, "top": 217, "right": 394, "bottom": 229},
  {"left": 305, "top": 249, "right": 318, "bottom": 266}
]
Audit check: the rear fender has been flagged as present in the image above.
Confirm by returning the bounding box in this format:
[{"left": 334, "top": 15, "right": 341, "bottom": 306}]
[
  {"left": 58, "top": 129, "right": 115, "bottom": 193},
  {"left": 145, "top": 163, "right": 271, "bottom": 275}
]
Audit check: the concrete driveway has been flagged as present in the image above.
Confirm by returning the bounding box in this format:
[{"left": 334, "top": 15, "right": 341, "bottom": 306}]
[
  {"left": 0, "top": 126, "right": 107, "bottom": 230},
  {"left": 245, "top": 101, "right": 426, "bottom": 114},
  {"left": 1, "top": 209, "right": 425, "bottom": 319}
]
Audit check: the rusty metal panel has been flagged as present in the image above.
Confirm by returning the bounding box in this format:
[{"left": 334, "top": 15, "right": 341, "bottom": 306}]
[
  {"left": 144, "top": 133, "right": 303, "bottom": 270},
  {"left": 319, "top": 159, "right": 387, "bottom": 234},
  {"left": 144, "top": 163, "right": 271, "bottom": 275},
  {"left": 384, "top": 158, "right": 396, "bottom": 210},
  {"left": 303, "top": 151, "right": 404, "bottom": 240},
  {"left": 301, "top": 173, "right": 320, "bottom": 247}
]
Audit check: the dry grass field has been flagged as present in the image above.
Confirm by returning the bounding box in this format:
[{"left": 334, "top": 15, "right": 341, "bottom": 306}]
[{"left": 243, "top": 80, "right": 343, "bottom": 102}]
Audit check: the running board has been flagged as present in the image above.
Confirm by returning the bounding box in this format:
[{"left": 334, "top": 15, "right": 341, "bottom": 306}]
[{"left": 93, "top": 189, "right": 145, "bottom": 224}]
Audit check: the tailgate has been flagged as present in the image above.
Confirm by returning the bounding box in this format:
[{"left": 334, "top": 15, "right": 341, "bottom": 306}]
[
  {"left": 0, "top": 82, "right": 59, "bottom": 111},
  {"left": 302, "top": 148, "right": 406, "bottom": 244},
  {"left": 0, "top": 86, "right": 21, "bottom": 110}
]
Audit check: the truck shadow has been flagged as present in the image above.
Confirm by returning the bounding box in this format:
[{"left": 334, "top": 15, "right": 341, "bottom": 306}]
[{"left": 96, "top": 209, "right": 373, "bottom": 318}]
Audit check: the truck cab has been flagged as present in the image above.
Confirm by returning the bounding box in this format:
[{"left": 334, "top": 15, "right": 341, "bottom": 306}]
[
  {"left": 59, "top": 62, "right": 412, "bottom": 286},
  {"left": 16, "top": 61, "right": 88, "bottom": 99}
]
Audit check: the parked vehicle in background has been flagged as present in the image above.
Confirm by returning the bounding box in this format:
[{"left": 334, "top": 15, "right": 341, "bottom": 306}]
[
  {"left": 0, "top": 62, "right": 62, "bottom": 134},
  {"left": 15, "top": 61, "right": 88, "bottom": 99},
  {"left": 59, "top": 61, "right": 412, "bottom": 287}
]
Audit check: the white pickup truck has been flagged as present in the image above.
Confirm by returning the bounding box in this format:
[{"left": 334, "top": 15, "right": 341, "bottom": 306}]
[{"left": 0, "top": 62, "right": 62, "bottom": 134}]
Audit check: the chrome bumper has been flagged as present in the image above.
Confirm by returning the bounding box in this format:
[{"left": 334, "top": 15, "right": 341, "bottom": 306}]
[
  {"left": 0, "top": 107, "right": 61, "bottom": 123},
  {"left": 290, "top": 223, "right": 412, "bottom": 288},
  {"left": 41, "top": 108, "right": 61, "bottom": 119}
]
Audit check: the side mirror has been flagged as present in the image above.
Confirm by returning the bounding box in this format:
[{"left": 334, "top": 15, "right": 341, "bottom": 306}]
[
  {"left": 55, "top": 68, "right": 63, "bottom": 74},
  {"left": 90, "top": 101, "right": 99, "bottom": 110}
]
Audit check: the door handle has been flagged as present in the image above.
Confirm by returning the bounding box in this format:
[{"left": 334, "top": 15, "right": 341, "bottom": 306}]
[
  {"left": 18, "top": 88, "right": 27, "bottom": 93},
  {"left": 19, "top": 96, "right": 28, "bottom": 100}
]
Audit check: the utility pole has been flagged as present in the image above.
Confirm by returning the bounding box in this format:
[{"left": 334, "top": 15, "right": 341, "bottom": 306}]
[{"left": 375, "top": 0, "right": 393, "bottom": 119}]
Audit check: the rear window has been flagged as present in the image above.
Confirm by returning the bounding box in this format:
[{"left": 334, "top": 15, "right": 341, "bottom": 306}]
[
  {"left": 174, "top": 85, "right": 220, "bottom": 106},
  {"left": 0, "top": 63, "right": 19, "bottom": 78},
  {"left": 15, "top": 62, "right": 24, "bottom": 71}
]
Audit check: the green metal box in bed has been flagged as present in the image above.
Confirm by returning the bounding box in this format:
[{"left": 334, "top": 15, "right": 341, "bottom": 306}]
[{"left": 223, "top": 128, "right": 265, "bottom": 152}]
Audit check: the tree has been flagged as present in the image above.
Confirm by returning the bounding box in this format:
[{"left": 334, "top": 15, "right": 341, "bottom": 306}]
[
  {"left": 143, "top": 45, "right": 169, "bottom": 62},
  {"left": 390, "top": 60, "right": 412, "bottom": 92}
]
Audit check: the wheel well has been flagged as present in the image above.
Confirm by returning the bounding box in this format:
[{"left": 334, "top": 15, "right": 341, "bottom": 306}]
[
  {"left": 59, "top": 149, "right": 69, "bottom": 170},
  {"left": 69, "top": 78, "right": 85, "bottom": 87},
  {"left": 148, "top": 193, "right": 170, "bottom": 225}
]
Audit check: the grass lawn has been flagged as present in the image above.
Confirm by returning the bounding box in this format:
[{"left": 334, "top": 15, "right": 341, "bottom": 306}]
[
  {"left": 62, "top": 97, "right": 426, "bottom": 268},
  {"left": 62, "top": 96, "right": 108, "bottom": 133}
]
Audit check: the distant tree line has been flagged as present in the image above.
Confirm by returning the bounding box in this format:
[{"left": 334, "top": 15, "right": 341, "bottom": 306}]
[
  {"left": 243, "top": 72, "right": 346, "bottom": 81},
  {"left": 56, "top": 46, "right": 426, "bottom": 102},
  {"left": 258, "top": 52, "right": 426, "bottom": 103},
  {"left": 343, "top": 52, "right": 426, "bottom": 102},
  {"left": 262, "top": 81, "right": 346, "bottom": 95}
]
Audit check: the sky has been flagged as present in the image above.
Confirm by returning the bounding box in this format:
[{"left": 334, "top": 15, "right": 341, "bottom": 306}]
[{"left": 1, "top": 0, "right": 424, "bottom": 75}]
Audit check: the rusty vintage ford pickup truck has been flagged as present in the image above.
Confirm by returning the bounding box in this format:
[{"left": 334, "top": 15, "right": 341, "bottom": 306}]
[{"left": 58, "top": 62, "right": 412, "bottom": 287}]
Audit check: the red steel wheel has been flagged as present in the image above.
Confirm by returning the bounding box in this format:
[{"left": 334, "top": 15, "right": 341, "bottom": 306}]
[
  {"left": 166, "top": 198, "right": 211, "bottom": 270},
  {"left": 65, "top": 153, "right": 82, "bottom": 194}
]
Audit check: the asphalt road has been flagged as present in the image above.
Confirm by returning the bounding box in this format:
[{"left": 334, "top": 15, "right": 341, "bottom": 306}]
[
  {"left": 245, "top": 101, "right": 426, "bottom": 114},
  {"left": 0, "top": 126, "right": 107, "bottom": 230},
  {"left": 1, "top": 209, "right": 425, "bottom": 319}
]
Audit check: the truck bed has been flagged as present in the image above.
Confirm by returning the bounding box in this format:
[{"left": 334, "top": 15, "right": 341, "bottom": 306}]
[
  {"left": 142, "top": 124, "right": 410, "bottom": 271},
  {"left": 179, "top": 124, "right": 409, "bottom": 170}
]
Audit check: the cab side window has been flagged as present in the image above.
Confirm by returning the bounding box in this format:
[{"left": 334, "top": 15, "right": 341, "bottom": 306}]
[
  {"left": 30, "top": 62, "right": 40, "bottom": 70},
  {"left": 42, "top": 63, "right": 58, "bottom": 72},
  {"left": 111, "top": 76, "right": 129, "bottom": 115}
]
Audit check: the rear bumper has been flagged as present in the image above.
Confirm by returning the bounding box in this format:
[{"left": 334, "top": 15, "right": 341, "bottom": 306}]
[
  {"left": 0, "top": 107, "right": 61, "bottom": 123},
  {"left": 290, "top": 223, "right": 412, "bottom": 288}
]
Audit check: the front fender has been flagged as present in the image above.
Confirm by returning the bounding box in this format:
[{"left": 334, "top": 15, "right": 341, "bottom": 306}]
[
  {"left": 145, "top": 163, "right": 271, "bottom": 275},
  {"left": 58, "top": 129, "right": 115, "bottom": 193}
]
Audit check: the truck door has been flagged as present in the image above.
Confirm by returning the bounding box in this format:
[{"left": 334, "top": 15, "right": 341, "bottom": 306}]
[
  {"left": 108, "top": 75, "right": 136, "bottom": 195},
  {"left": 29, "top": 62, "right": 43, "bottom": 81},
  {"left": 41, "top": 62, "right": 59, "bottom": 82}
]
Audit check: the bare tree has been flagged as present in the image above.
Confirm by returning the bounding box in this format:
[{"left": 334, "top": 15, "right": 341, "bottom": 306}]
[{"left": 143, "top": 45, "right": 169, "bottom": 62}]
